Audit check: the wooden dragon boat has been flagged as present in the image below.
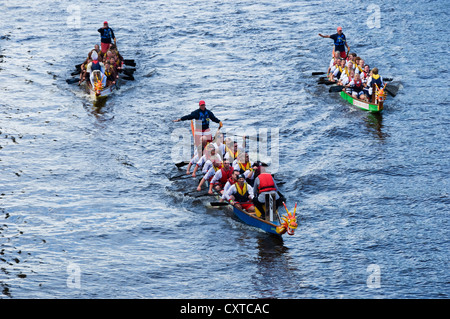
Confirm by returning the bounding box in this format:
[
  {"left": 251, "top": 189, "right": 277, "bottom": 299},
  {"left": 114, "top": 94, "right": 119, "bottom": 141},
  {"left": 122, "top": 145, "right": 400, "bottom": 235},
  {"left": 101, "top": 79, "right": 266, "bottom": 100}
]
[
  {"left": 179, "top": 120, "right": 298, "bottom": 237},
  {"left": 316, "top": 73, "right": 390, "bottom": 113},
  {"left": 67, "top": 51, "right": 135, "bottom": 101}
]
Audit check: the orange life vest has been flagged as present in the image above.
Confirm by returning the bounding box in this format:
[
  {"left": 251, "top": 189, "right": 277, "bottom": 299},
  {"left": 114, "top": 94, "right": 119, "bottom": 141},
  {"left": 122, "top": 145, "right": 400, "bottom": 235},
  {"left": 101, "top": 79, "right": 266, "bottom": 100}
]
[{"left": 257, "top": 173, "right": 277, "bottom": 193}]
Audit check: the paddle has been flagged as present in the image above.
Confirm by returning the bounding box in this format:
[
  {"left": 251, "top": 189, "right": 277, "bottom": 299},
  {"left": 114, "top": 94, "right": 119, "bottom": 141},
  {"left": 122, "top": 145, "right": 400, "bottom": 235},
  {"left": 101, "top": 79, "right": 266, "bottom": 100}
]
[
  {"left": 318, "top": 79, "right": 337, "bottom": 85},
  {"left": 123, "top": 59, "right": 136, "bottom": 67},
  {"left": 184, "top": 190, "right": 211, "bottom": 198},
  {"left": 169, "top": 173, "right": 192, "bottom": 181},
  {"left": 385, "top": 83, "right": 400, "bottom": 97},
  {"left": 329, "top": 85, "right": 345, "bottom": 92},
  {"left": 121, "top": 74, "right": 134, "bottom": 81},
  {"left": 210, "top": 202, "right": 229, "bottom": 206},
  {"left": 175, "top": 161, "right": 190, "bottom": 168},
  {"left": 210, "top": 200, "right": 252, "bottom": 207},
  {"left": 66, "top": 78, "right": 79, "bottom": 84},
  {"left": 312, "top": 71, "right": 326, "bottom": 76}
]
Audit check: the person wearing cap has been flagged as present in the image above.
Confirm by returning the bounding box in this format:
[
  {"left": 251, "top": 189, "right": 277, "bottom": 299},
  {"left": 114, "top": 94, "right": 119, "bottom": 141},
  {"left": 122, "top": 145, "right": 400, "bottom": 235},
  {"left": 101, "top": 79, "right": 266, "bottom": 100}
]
[
  {"left": 223, "top": 174, "right": 255, "bottom": 214},
  {"left": 319, "top": 26, "right": 350, "bottom": 59},
  {"left": 173, "top": 100, "right": 223, "bottom": 145},
  {"left": 98, "top": 21, "right": 116, "bottom": 54}
]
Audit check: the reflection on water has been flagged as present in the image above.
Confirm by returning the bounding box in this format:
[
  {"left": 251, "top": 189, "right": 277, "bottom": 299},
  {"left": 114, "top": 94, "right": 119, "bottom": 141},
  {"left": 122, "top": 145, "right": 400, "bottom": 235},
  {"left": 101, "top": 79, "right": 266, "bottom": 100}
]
[
  {"left": 252, "top": 235, "right": 298, "bottom": 297},
  {"left": 364, "top": 112, "right": 386, "bottom": 140}
]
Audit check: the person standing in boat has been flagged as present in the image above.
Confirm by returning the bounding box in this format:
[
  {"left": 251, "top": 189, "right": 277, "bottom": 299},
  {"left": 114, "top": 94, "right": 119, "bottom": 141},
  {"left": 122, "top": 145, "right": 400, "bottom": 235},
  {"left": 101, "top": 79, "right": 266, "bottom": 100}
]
[
  {"left": 319, "top": 26, "right": 350, "bottom": 59},
  {"left": 173, "top": 100, "right": 223, "bottom": 145},
  {"left": 98, "top": 21, "right": 116, "bottom": 55}
]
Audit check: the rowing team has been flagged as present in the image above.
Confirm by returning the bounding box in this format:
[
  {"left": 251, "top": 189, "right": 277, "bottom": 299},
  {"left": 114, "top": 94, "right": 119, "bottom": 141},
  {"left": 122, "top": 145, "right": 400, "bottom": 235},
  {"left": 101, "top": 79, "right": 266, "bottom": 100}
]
[
  {"left": 327, "top": 51, "right": 386, "bottom": 103},
  {"left": 173, "top": 100, "right": 284, "bottom": 219},
  {"left": 78, "top": 43, "right": 124, "bottom": 88}
]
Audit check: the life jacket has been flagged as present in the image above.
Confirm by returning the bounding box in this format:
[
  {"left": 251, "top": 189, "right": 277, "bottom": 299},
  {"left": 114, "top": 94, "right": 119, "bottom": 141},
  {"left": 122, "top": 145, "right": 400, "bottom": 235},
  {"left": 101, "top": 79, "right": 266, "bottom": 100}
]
[
  {"left": 227, "top": 177, "right": 236, "bottom": 185},
  {"left": 238, "top": 161, "right": 251, "bottom": 173},
  {"left": 218, "top": 167, "right": 233, "bottom": 186},
  {"left": 257, "top": 173, "right": 277, "bottom": 193},
  {"left": 91, "top": 60, "right": 102, "bottom": 72},
  {"left": 335, "top": 65, "right": 343, "bottom": 79},
  {"left": 353, "top": 79, "right": 363, "bottom": 92},
  {"left": 225, "top": 146, "right": 239, "bottom": 161},
  {"left": 198, "top": 109, "right": 211, "bottom": 128},
  {"left": 101, "top": 28, "right": 112, "bottom": 41},
  {"left": 343, "top": 67, "right": 350, "bottom": 78},
  {"left": 234, "top": 182, "right": 249, "bottom": 203},
  {"left": 334, "top": 34, "right": 346, "bottom": 46},
  {"left": 371, "top": 74, "right": 383, "bottom": 88},
  {"left": 356, "top": 65, "right": 363, "bottom": 74}
]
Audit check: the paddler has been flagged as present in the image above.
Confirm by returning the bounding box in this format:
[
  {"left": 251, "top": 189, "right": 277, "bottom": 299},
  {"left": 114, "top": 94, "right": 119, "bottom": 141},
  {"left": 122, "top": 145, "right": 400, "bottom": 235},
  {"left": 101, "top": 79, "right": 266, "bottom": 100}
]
[
  {"left": 173, "top": 100, "right": 223, "bottom": 146},
  {"left": 319, "top": 26, "right": 350, "bottom": 59},
  {"left": 86, "top": 51, "right": 106, "bottom": 89},
  {"left": 197, "top": 159, "right": 223, "bottom": 192},
  {"left": 208, "top": 159, "right": 233, "bottom": 195},
  {"left": 223, "top": 174, "right": 256, "bottom": 214},
  {"left": 222, "top": 169, "right": 240, "bottom": 198},
  {"left": 232, "top": 152, "right": 256, "bottom": 186},
  {"left": 191, "top": 144, "right": 221, "bottom": 178},
  {"left": 364, "top": 67, "right": 384, "bottom": 102}
]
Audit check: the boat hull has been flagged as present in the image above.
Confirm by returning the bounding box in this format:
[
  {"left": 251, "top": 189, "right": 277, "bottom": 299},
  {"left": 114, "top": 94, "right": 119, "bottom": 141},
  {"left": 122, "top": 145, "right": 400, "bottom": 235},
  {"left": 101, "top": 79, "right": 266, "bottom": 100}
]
[
  {"left": 213, "top": 191, "right": 283, "bottom": 237},
  {"left": 340, "top": 90, "right": 383, "bottom": 113},
  {"left": 231, "top": 205, "right": 282, "bottom": 236},
  {"left": 85, "top": 80, "right": 117, "bottom": 100}
]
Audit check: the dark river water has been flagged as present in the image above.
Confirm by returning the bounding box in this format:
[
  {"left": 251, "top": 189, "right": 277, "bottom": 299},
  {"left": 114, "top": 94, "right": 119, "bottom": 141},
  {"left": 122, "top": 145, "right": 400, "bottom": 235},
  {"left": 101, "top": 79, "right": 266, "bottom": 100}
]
[{"left": 0, "top": 0, "right": 448, "bottom": 299}]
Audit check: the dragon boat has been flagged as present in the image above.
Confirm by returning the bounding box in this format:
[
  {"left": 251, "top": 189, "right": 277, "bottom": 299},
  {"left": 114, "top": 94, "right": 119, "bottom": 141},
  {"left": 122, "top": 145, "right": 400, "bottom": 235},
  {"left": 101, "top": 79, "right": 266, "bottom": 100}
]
[{"left": 67, "top": 50, "right": 135, "bottom": 101}]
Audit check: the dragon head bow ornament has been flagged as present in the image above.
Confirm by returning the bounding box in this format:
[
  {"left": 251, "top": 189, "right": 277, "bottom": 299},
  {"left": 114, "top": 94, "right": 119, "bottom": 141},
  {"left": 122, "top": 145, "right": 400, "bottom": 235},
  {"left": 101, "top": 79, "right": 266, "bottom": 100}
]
[
  {"left": 94, "top": 79, "right": 103, "bottom": 96},
  {"left": 375, "top": 84, "right": 387, "bottom": 102},
  {"left": 276, "top": 202, "right": 298, "bottom": 235}
]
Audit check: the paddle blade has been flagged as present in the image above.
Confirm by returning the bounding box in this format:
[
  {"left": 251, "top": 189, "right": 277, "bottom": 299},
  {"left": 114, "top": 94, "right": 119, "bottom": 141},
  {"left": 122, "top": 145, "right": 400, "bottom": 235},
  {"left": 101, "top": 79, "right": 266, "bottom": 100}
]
[
  {"left": 123, "top": 59, "right": 136, "bottom": 67},
  {"left": 329, "top": 85, "right": 344, "bottom": 92},
  {"left": 66, "top": 78, "right": 79, "bottom": 84},
  {"left": 312, "top": 72, "right": 326, "bottom": 76},
  {"left": 175, "top": 161, "right": 190, "bottom": 168},
  {"left": 210, "top": 202, "right": 229, "bottom": 206},
  {"left": 385, "top": 83, "right": 399, "bottom": 97}
]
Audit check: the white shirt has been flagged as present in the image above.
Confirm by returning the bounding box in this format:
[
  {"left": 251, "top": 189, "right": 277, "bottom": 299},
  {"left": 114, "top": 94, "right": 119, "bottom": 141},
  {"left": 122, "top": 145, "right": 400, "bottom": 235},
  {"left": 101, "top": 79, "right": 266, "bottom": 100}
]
[
  {"left": 211, "top": 142, "right": 226, "bottom": 159},
  {"left": 210, "top": 167, "right": 232, "bottom": 185},
  {"left": 223, "top": 183, "right": 254, "bottom": 201},
  {"left": 203, "top": 166, "right": 218, "bottom": 182},
  {"left": 86, "top": 61, "right": 105, "bottom": 73},
  {"left": 196, "top": 154, "right": 221, "bottom": 170},
  {"left": 232, "top": 160, "right": 255, "bottom": 179}
]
